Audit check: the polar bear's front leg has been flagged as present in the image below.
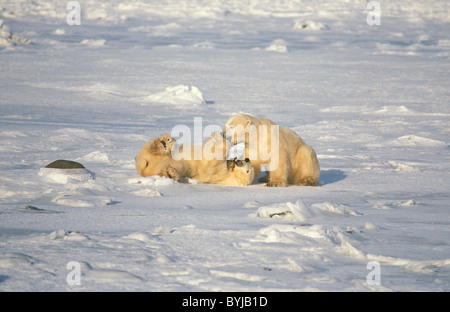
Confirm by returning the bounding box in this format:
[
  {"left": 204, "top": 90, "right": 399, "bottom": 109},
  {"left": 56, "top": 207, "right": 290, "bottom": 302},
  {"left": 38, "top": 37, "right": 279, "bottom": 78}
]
[{"left": 265, "top": 162, "right": 288, "bottom": 187}]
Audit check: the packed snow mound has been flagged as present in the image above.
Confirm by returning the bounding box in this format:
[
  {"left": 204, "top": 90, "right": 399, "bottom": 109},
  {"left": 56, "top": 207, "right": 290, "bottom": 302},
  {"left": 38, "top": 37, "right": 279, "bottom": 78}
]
[
  {"left": 310, "top": 202, "right": 362, "bottom": 216},
  {"left": 388, "top": 135, "right": 448, "bottom": 148},
  {"left": 38, "top": 168, "right": 95, "bottom": 184},
  {"left": 253, "top": 200, "right": 361, "bottom": 221},
  {"left": 144, "top": 85, "right": 206, "bottom": 107},
  {"left": 254, "top": 200, "right": 312, "bottom": 221},
  {"left": 51, "top": 193, "right": 115, "bottom": 207},
  {"left": 76, "top": 151, "right": 116, "bottom": 164},
  {"left": 265, "top": 39, "right": 288, "bottom": 53},
  {"left": 128, "top": 176, "right": 177, "bottom": 186},
  {"left": 132, "top": 189, "right": 161, "bottom": 197},
  {"left": 0, "top": 19, "right": 30, "bottom": 47},
  {"left": 80, "top": 39, "right": 107, "bottom": 47},
  {"left": 375, "top": 105, "right": 413, "bottom": 115}
]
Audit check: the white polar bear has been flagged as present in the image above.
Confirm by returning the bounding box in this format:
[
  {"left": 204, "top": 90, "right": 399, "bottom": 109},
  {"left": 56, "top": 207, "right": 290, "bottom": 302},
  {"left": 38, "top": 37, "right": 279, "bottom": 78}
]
[{"left": 224, "top": 114, "right": 320, "bottom": 187}]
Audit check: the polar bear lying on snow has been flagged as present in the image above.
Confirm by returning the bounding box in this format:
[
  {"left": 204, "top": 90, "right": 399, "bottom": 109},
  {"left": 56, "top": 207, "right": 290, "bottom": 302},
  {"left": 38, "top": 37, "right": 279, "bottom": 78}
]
[
  {"left": 224, "top": 114, "right": 320, "bottom": 187},
  {"left": 135, "top": 133, "right": 254, "bottom": 186}
]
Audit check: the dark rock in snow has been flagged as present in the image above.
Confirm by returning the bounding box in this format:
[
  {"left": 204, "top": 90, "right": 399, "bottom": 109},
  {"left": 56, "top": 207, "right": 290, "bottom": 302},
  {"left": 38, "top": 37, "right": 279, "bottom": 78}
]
[{"left": 45, "top": 160, "right": 85, "bottom": 169}]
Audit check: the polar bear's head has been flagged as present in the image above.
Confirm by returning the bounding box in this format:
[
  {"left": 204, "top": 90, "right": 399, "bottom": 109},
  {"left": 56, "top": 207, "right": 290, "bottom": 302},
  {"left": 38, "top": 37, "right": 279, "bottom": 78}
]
[
  {"left": 223, "top": 114, "right": 255, "bottom": 145},
  {"left": 224, "top": 114, "right": 280, "bottom": 171},
  {"left": 135, "top": 134, "right": 176, "bottom": 176},
  {"left": 226, "top": 157, "right": 255, "bottom": 186}
]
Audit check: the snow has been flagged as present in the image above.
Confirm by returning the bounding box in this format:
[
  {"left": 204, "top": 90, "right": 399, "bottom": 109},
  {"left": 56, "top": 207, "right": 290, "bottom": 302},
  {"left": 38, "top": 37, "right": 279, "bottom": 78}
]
[
  {"left": 144, "top": 85, "right": 207, "bottom": 107},
  {"left": 37, "top": 167, "right": 95, "bottom": 184},
  {"left": 0, "top": 0, "right": 449, "bottom": 292}
]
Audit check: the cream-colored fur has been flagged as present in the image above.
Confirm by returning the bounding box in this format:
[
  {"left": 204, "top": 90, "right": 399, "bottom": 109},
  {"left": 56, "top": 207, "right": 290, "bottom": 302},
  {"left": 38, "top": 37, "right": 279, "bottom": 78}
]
[
  {"left": 224, "top": 114, "right": 320, "bottom": 187},
  {"left": 135, "top": 133, "right": 254, "bottom": 186},
  {"left": 135, "top": 134, "right": 184, "bottom": 180}
]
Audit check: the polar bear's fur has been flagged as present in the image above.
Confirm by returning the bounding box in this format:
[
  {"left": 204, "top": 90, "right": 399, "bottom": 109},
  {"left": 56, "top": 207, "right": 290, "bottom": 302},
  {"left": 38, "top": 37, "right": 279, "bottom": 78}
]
[
  {"left": 135, "top": 134, "right": 189, "bottom": 180},
  {"left": 171, "top": 132, "right": 254, "bottom": 185},
  {"left": 135, "top": 133, "right": 254, "bottom": 186},
  {"left": 182, "top": 154, "right": 255, "bottom": 186},
  {"left": 224, "top": 114, "right": 320, "bottom": 187},
  {"left": 135, "top": 134, "right": 184, "bottom": 179}
]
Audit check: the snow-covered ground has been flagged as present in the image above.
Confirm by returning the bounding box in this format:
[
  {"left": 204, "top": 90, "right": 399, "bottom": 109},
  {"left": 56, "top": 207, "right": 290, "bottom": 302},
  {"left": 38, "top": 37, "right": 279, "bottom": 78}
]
[{"left": 0, "top": 0, "right": 449, "bottom": 291}]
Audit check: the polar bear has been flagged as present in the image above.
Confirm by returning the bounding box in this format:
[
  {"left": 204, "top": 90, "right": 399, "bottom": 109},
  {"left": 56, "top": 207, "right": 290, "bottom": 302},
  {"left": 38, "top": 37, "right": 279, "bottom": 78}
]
[
  {"left": 223, "top": 114, "right": 320, "bottom": 187},
  {"left": 135, "top": 133, "right": 255, "bottom": 186}
]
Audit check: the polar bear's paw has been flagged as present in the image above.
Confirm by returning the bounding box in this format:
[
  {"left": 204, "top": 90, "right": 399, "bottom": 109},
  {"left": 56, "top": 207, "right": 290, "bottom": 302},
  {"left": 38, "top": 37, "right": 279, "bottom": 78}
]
[
  {"left": 295, "top": 177, "right": 318, "bottom": 187},
  {"left": 161, "top": 166, "right": 179, "bottom": 181},
  {"left": 150, "top": 134, "right": 176, "bottom": 155},
  {"left": 266, "top": 181, "right": 287, "bottom": 187}
]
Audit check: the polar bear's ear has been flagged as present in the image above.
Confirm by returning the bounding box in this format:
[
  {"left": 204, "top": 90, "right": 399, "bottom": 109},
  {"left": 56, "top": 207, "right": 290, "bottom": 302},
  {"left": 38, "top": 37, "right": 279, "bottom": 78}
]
[{"left": 245, "top": 119, "right": 252, "bottom": 127}]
